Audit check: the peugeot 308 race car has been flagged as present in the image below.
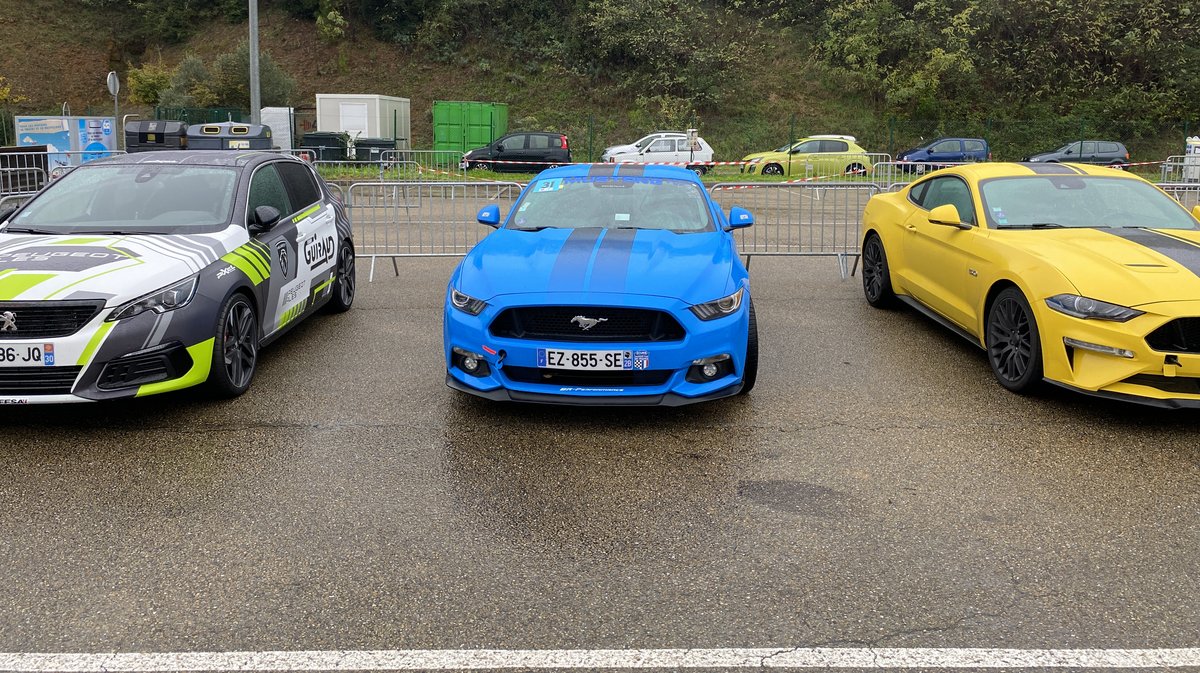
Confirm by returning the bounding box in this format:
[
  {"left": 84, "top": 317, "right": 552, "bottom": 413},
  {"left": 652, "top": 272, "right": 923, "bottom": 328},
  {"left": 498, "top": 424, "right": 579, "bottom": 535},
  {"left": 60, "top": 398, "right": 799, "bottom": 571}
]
[
  {"left": 444, "top": 164, "right": 758, "bottom": 406},
  {"left": 0, "top": 151, "right": 355, "bottom": 404}
]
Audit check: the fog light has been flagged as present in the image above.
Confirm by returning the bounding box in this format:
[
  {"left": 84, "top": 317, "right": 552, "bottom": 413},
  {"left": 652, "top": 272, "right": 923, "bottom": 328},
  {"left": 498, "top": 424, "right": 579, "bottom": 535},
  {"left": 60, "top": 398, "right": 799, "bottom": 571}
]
[
  {"left": 687, "top": 354, "right": 733, "bottom": 384},
  {"left": 452, "top": 346, "right": 491, "bottom": 377},
  {"left": 462, "top": 356, "right": 479, "bottom": 372},
  {"left": 702, "top": 363, "right": 719, "bottom": 378}
]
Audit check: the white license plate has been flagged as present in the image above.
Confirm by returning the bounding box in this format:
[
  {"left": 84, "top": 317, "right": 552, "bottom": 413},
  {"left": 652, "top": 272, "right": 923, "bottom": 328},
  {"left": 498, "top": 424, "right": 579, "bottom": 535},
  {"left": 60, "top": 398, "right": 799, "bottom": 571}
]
[
  {"left": 0, "top": 343, "right": 56, "bottom": 367},
  {"left": 537, "top": 348, "right": 650, "bottom": 371},
  {"left": 459, "top": 161, "right": 468, "bottom": 170}
]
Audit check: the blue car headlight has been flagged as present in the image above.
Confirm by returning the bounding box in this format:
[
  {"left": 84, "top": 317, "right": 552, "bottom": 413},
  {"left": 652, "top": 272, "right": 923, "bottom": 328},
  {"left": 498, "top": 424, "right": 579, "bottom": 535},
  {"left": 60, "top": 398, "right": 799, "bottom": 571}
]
[
  {"left": 1045, "top": 294, "right": 1143, "bottom": 322},
  {"left": 450, "top": 288, "right": 487, "bottom": 316},
  {"left": 107, "top": 275, "right": 198, "bottom": 322},
  {"left": 690, "top": 288, "right": 744, "bottom": 321}
]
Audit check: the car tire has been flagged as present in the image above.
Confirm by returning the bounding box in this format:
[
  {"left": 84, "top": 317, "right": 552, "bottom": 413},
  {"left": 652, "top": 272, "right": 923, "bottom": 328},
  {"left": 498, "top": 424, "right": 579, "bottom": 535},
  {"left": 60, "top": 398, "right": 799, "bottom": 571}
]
[
  {"left": 985, "top": 287, "right": 1044, "bottom": 394},
  {"left": 206, "top": 291, "right": 259, "bottom": 398},
  {"left": 761, "top": 164, "right": 783, "bottom": 176},
  {"left": 738, "top": 299, "right": 759, "bottom": 395},
  {"left": 690, "top": 165, "right": 707, "bottom": 176},
  {"left": 845, "top": 162, "right": 866, "bottom": 176},
  {"left": 862, "top": 233, "right": 897, "bottom": 309},
  {"left": 473, "top": 161, "right": 492, "bottom": 172},
  {"left": 1108, "top": 161, "right": 1126, "bottom": 170},
  {"left": 325, "top": 240, "right": 355, "bottom": 314}
]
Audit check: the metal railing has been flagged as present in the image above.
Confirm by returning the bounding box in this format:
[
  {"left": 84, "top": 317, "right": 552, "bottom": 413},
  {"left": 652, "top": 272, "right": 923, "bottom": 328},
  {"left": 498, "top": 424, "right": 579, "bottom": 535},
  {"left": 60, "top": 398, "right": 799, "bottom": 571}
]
[
  {"left": 344, "top": 181, "right": 524, "bottom": 280},
  {"left": 1159, "top": 183, "right": 1200, "bottom": 210},
  {"left": 870, "top": 161, "right": 973, "bottom": 189},
  {"left": 709, "top": 182, "right": 879, "bottom": 278}
]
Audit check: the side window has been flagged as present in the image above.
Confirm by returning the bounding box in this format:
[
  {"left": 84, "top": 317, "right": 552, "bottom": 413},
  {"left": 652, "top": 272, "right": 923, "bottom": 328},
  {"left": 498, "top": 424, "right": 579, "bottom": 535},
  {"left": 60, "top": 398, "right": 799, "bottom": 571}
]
[
  {"left": 647, "top": 139, "right": 674, "bottom": 153},
  {"left": 821, "top": 140, "right": 849, "bottom": 152},
  {"left": 908, "top": 179, "right": 932, "bottom": 207},
  {"left": 931, "top": 140, "right": 961, "bottom": 153},
  {"left": 1099, "top": 142, "right": 1120, "bottom": 153},
  {"left": 921, "top": 176, "right": 975, "bottom": 225},
  {"left": 276, "top": 162, "right": 322, "bottom": 210},
  {"left": 246, "top": 164, "right": 292, "bottom": 224},
  {"left": 501, "top": 135, "right": 527, "bottom": 150},
  {"left": 963, "top": 140, "right": 985, "bottom": 153},
  {"left": 528, "top": 134, "right": 550, "bottom": 150},
  {"left": 1082, "top": 141, "right": 1097, "bottom": 154},
  {"left": 792, "top": 141, "right": 821, "bottom": 153}
]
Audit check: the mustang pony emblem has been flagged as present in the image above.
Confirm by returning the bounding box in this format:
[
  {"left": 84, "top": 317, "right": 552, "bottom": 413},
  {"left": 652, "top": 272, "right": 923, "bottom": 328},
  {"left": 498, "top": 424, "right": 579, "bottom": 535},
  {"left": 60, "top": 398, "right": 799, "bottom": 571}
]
[
  {"left": 571, "top": 315, "right": 608, "bottom": 331},
  {"left": 0, "top": 311, "right": 15, "bottom": 332}
]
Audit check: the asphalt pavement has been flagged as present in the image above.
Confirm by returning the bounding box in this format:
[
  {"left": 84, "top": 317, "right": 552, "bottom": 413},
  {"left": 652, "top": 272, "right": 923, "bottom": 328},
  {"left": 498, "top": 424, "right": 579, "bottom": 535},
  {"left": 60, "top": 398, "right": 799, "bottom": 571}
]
[{"left": 1, "top": 257, "right": 1197, "bottom": 668}]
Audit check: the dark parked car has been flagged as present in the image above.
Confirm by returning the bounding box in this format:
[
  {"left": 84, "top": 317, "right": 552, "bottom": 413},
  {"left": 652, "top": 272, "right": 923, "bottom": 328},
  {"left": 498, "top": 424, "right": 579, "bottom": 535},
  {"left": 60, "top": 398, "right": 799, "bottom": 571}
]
[
  {"left": 896, "top": 137, "right": 990, "bottom": 172},
  {"left": 462, "top": 132, "right": 571, "bottom": 172},
  {"left": 1024, "top": 140, "right": 1130, "bottom": 167}
]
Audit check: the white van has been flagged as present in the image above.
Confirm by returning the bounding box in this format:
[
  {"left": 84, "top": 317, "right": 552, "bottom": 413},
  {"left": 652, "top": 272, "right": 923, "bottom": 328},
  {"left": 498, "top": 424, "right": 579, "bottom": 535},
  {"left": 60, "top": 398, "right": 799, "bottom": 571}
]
[{"left": 601, "top": 132, "right": 716, "bottom": 174}]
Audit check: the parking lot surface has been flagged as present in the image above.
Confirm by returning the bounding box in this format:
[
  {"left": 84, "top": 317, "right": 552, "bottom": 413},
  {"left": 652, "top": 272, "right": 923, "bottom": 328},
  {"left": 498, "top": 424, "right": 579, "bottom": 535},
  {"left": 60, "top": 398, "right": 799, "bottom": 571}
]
[{"left": 1, "top": 258, "right": 1198, "bottom": 668}]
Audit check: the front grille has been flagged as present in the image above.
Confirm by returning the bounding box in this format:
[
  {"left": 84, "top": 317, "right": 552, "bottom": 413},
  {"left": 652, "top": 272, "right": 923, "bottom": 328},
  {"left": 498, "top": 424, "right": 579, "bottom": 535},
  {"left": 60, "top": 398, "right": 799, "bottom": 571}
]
[
  {"left": 98, "top": 343, "right": 192, "bottom": 390},
  {"left": 1146, "top": 318, "right": 1200, "bottom": 353},
  {"left": 0, "top": 301, "right": 104, "bottom": 339},
  {"left": 1122, "top": 374, "right": 1200, "bottom": 395},
  {"left": 0, "top": 366, "right": 81, "bottom": 395},
  {"left": 502, "top": 366, "right": 672, "bottom": 387},
  {"left": 490, "top": 307, "right": 685, "bottom": 343}
]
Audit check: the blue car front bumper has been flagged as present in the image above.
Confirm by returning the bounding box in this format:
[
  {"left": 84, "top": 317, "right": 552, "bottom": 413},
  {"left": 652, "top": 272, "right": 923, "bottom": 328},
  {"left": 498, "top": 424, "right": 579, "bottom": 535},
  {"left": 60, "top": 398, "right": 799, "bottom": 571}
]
[{"left": 444, "top": 291, "right": 750, "bottom": 406}]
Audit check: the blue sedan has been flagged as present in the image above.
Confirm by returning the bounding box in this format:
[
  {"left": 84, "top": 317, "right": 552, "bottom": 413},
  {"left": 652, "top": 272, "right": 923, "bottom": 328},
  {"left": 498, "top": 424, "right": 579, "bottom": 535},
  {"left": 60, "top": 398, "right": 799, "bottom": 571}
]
[{"left": 443, "top": 164, "right": 758, "bottom": 406}]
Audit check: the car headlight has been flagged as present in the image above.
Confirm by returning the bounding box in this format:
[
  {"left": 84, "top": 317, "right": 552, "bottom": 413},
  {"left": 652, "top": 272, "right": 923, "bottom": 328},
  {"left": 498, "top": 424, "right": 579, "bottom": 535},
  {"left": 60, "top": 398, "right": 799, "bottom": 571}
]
[
  {"left": 746, "top": 157, "right": 762, "bottom": 164},
  {"left": 450, "top": 288, "right": 487, "bottom": 315},
  {"left": 1045, "top": 294, "right": 1143, "bottom": 322},
  {"left": 107, "top": 275, "right": 198, "bottom": 322},
  {"left": 690, "top": 288, "right": 744, "bottom": 320}
]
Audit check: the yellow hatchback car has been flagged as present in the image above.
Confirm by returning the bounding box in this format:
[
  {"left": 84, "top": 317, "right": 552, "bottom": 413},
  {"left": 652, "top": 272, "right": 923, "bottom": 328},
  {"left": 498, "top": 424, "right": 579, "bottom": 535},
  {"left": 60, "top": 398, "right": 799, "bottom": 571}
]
[
  {"left": 861, "top": 162, "right": 1200, "bottom": 408},
  {"left": 741, "top": 135, "right": 872, "bottom": 178}
]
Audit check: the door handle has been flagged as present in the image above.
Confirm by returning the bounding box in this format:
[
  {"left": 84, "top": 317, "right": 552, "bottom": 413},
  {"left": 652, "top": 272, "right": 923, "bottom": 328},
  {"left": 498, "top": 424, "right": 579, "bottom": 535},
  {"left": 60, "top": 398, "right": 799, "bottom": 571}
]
[{"left": 906, "top": 224, "right": 917, "bottom": 231}]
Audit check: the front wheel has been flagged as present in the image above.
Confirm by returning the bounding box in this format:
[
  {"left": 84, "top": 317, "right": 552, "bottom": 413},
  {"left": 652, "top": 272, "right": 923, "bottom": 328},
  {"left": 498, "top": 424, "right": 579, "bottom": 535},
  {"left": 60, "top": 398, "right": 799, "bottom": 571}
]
[
  {"left": 986, "top": 287, "right": 1043, "bottom": 393},
  {"left": 845, "top": 162, "right": 866, "bottom": 176},
  {"left": 739, "top": 299, "right": 759, "bottom": 395},
  {"left": 761, "top": 163, "right": 783, "bottom": 176},
  {"left": 862, "top": 233, "right": 897, "bottom": 308},
  {"left": 689, "top": 165, "right": 707, "bottom": 176},
  {"left": 206, "top": 292, "right": 259, "bottom": 398},
  {"left": 471, "top": 161, "right": 492, "bottom": 172},
  {"left": 325, "top": 241, "right": 355, "bottom": 313}
]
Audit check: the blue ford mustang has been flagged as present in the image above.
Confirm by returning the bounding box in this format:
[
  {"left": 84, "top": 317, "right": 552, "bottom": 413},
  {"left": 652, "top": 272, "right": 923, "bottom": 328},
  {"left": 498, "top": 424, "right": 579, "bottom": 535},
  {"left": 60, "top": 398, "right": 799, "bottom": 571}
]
[{"left": 444, "top": 164, "right": 758, "bottom": 406}]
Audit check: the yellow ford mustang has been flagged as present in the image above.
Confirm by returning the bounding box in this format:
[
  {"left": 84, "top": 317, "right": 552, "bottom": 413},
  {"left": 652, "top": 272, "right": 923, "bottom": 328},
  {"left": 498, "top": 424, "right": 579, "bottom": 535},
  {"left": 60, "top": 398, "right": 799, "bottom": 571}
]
[{"left": 861, "top": 162, "right": 1200, "bottom": 408}]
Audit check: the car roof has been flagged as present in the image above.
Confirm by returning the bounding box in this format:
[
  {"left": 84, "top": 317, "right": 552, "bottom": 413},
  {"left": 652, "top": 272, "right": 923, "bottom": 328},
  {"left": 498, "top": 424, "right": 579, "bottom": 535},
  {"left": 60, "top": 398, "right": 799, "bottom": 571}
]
[
  {"left": 532, "top": 163, "right": 704, "bottom": 185},
  {"left": 932, "top": 162, "right": 1144, "bottom": 182},
  {"left": 83, "top": 150, "right": 298, "bottom": 169}
]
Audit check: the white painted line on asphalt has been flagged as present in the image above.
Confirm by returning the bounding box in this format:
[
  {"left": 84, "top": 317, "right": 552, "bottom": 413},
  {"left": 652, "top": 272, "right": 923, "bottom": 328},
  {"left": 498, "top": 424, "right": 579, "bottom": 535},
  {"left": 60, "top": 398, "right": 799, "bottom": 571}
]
[{"left": 1, "top": 648, "right": 1199, "bottom": 671}]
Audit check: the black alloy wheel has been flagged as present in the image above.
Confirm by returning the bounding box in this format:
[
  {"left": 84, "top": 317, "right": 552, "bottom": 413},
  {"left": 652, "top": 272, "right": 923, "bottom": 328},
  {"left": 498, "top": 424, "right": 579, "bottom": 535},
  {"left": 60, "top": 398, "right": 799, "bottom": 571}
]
[
  {"left": 473, "top": 161, "right": 492, "bottom": 172},
  {"left": 861, "top": 234, "right": 896, "bottom": 308},
  {"left": 738, "top": 300, "right": 759, "bottom": 395},
  {"left": 761, "top": 164, "right": 783, "bottom": 176},
  {"left": 985, "top": 287, "right": 1043, "bottom": 393},
  {"left": 846, "top": 162, "right": 866, "bottom": 176},
  {"left": 326, "top": 242, "right": 356, "bottom": 313},
  {"left": 206, "top": 293, "right": 259, "bottom": 398}
]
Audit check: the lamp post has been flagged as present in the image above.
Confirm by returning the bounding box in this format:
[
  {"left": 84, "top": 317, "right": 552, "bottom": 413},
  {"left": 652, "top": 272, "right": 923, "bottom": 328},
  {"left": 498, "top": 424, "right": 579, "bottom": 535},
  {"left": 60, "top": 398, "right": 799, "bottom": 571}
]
[{"left": 249, "top": 0, "right": 261, "bottom": 124}]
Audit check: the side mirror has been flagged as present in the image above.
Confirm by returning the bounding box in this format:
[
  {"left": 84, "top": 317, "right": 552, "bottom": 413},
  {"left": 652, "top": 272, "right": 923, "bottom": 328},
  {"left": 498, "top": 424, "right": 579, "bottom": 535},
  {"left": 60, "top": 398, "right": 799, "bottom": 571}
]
[
  {"left": 252, "top": 205, "right": 281, "bottom": 231},
  {"left": 477, "top": 204, "right": 501, "bottom": 227},
  {"left": 927, "top": 204, "right": 969, "bottom": 229},
  {"left": 1063, "top": 148, "right": 1073, "bottom": 155},
  {"left": 0, "top": 204, "right": 17, "bottom": 223},
  {"left": 728, "top": 206, "right": 754, "bottom": 229},
  {"left": 495, "top": 143, "right": 505, "bottom": 152},
  {"left": 1191, "top": 205, "right": 1200, "bottom": 221}
]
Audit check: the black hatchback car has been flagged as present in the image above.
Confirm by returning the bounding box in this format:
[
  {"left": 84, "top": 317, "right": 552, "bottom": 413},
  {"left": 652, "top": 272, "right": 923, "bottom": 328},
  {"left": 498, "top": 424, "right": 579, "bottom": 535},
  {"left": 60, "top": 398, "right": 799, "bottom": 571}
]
[
  {"left": 1024, "top": 140, "right": 1130, "bottom": 166},
  {"left": 462, "top": 132, "right": 572, "bottom": 172}
]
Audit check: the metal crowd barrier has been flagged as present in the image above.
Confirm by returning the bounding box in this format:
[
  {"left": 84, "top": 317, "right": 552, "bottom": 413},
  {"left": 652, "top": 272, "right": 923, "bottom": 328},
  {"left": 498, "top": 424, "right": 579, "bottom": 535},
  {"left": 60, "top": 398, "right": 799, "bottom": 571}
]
[
  {"left": 870, "top": 161, "right": 971, "bottom": 189},
  {"left": 708, "top": 182, "right": 880, "bottom": 279},
  {"left": 343, "top": 181, "right": 524, "bottom": 280},
  {"left": 1159, "top": 183, "right": 1200, "bottom": 210},
  {"left": 0, "top": 167, "right": 48, "bottom": 197}
]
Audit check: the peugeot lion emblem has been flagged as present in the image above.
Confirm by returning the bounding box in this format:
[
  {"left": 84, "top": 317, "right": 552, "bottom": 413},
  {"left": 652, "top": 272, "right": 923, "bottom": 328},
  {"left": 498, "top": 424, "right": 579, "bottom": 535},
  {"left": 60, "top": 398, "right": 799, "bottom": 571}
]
[
  {"left": 571, "top": 315, "right": 608, "bottom": 331},
  {"left": 0, "top": 311, "right": 15, "bottom": 332},
  {"left": 276, "top": 240, "right": 291, "bottom": 278}
]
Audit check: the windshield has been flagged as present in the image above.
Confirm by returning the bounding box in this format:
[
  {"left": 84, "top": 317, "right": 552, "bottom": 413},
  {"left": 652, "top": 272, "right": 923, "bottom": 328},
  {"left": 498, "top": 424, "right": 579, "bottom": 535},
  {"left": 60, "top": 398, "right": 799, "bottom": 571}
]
[
  {"left": 774, "top": 143, "right": 793, "bottom": 152},
  {"left": 508, "top": 176, "right": 714, "bottom": 233},
  {"left": 979, "top": 176, "right": 1197, "bottom": 230},
  {"left": 6, "top": 164, "right": 240, "bottom": 235}
]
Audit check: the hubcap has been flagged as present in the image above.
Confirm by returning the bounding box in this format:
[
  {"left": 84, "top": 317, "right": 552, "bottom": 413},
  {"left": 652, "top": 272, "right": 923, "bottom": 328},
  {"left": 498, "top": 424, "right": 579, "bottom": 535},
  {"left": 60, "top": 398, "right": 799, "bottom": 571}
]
[
  {"left": 223, "top": 301, "right": 257, "bottom": 389},
  {"left": 988, "top": 297, "right": 1032, "bottom": 383},
  {"left": 338, "top": 247, "right": 356, "bottom": 305}
]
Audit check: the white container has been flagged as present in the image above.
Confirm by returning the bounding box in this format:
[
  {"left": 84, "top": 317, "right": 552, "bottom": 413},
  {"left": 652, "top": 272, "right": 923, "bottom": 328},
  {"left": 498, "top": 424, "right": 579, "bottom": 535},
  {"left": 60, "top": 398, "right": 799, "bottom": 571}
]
[
  {"left": 315, "top": 94, "right": 411, "bottom": 147},
  {"left": 260, "top": 107, "right": 294, "bottom": 150},
  {"left": 1185, "top": 136, "right": 1200, "bottom": 182}
]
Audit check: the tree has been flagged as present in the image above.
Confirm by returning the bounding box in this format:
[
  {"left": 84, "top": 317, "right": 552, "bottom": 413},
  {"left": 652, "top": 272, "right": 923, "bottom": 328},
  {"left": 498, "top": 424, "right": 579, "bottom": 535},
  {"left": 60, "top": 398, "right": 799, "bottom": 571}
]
[
  {"left": 127, "top": 61, "right": 173, "bottom": 106},
  {"left": 209, "top": 42, "right": 296, "bottom": 109}
]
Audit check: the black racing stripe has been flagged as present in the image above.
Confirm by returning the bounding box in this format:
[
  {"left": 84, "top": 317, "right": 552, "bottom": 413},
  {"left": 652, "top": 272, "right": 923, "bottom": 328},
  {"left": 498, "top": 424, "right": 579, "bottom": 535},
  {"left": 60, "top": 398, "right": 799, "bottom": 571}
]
[
  {"left": 1020, "top": 162, "right": 1079, "bottom": 175},
  {"left": 549, "top": 228, "right": 603, "bottom": 289},
  {"left": 587, "top": 228, "right": 637, "bottom": 293},
  {"left": 1104, "top": 228, "right": 1200, "bottom": 277},
  {"left": 615, "top": 163, "right": 645, "bottom": 177},
  {"left": 588, "top": 163, "right": 612, "bottom": 177}
]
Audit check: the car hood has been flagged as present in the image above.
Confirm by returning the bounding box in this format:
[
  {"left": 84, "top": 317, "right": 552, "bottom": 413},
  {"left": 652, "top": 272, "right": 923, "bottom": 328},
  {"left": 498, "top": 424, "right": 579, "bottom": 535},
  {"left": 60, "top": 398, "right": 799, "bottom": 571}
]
[
  {"left": 741, "top": 150, "right": 783, "bottom": 162},
  {"left": 0, "top": 229, "right": 241, "bottom": 304},
  {"left": 603, "top": 143, "right": 639, "bottom": 156},
  {"left": 998, "top": 227, "right": 1200, "bottom": 306},
  {"left": 457, "top": 228, "right": 735, "bottom": 304},
  {"left": 1024, "top": 151, "right": 1059, "bottom": 162}
]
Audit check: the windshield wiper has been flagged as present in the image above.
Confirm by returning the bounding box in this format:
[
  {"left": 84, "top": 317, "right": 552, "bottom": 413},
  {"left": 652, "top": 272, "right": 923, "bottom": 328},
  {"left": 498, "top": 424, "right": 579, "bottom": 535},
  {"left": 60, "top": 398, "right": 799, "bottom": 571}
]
[
  {"left": 511, "top": 226, "right": 552, "bottom": 232},
  {"left": 2, "top": 227, "right": 60, "bottom": 235},
  {"left": 1001, "top": 222, "right": 1068, "bottom": 229}
]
